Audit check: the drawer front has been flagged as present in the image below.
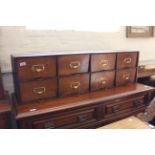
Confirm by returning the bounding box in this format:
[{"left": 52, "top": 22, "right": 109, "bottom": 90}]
[
  {"left": 32, "top": 108, "right": 96, "bottom": 129},
  {"left": 58, "top": 54, "right": 90, "bottom": 76},
  {"left": 59, "top": 74, "right": 89, "bottom": 97},
  {"left": 91, "top": 53, "right": 116, "bottom": 72},
  {"left": 91, "top": 71, "right": 115, "bottom": 91},
  {"left": 19, "top": 78, "right": 57, "bottom": 103},
  {"left": 16, "top": 57, "right": 56, "bottom": 81},
  {"left": 116, "top": 52, "right": 138, "bottom": 69},
  {"left": 105, "top": 95, "right": 145, "bottom": 115},
  {"left": 116, "top": 68, "right": 137, "bottom": 86}
]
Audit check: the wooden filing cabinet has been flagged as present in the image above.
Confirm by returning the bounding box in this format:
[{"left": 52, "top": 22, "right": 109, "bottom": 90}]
[
  {"left": 11, "top": 51, "right": 154, "bottom": 129},
  {"left": 12, "top": 51, "right": 139, "bottom": 104}
]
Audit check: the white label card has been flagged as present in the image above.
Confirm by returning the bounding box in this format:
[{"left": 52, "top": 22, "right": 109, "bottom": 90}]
[{"left": 20, "top": 62, "right": 27, "bottom": 67}]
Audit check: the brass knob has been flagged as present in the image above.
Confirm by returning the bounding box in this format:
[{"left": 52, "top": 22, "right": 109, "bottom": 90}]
[
  {"left": 31, "top": 64, "right": 45, "bottom": 73},
  {"left": 100, "top": 60, "right": 108, "bottom": 67},
  {"left": 112, "top": 105, "right": 121, "bottom": 113},
  {"left": 70, "top": 82, "right": 80, "bottom": 89},
  {"left": 44, "top": 122, "right": 55, "bottom": 129},
  {"left": 123, "top": 73, "right": 130, "bottom": 80},
  {"left": 100, "top": 78, "right": 107, "bottom": 86},
  {"left": 124, "top": 58, "right": 132, "bottom": 64},
  {"left": 69, "top": 61, "right": 80, "bottom": 69},
  {"left": 33, "top": 87, "right": 46, "bottom": 95}
]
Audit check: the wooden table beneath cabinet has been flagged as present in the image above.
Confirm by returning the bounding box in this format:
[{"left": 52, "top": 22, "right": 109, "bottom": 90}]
[
  {"left": 0, "top": 99, "right": 11, "bottom": 129},
  {"left": 98, "top": 116, "right": 152, "bottom": 129},
  {"left": 13, "top": 83, "right": 155, "bottom": 129}
]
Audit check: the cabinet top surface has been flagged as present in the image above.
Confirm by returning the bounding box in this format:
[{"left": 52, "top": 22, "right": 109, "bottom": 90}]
[
  {"left": 0, "top": 99, "right": 11, "bottom": 113},
  {"left": 12, "top": 50, "right": 138, "bottom": 58},
  {"left": 15, "top": 83, "right": 154, "bottom": 119}
]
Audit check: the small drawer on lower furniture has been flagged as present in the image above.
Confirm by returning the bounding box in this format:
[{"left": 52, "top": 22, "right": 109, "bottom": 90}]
[
  {"left": 32, "top": 108, "right": 96, "bottom": 129},
  {"left": 116, "top": 68, "right": 137, "bottom": 87},
  {"left": 59, "top": 74, "right": 89, "bottom": 97},
  {"left": 19, "top": 78, "right": 57, "bottom": 103},
  {"left": 91, "top": 71, "right": 115, "bottom": 91},
  {"left": 105, "top": 95, "right": 145, "bottom": 116}
]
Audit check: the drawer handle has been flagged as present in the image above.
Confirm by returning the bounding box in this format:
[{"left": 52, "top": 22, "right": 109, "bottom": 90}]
[
  {"left": 69, "top": 61, "right": 80, "bottom": 69},
  {"left": 112, "top": 105, "right": 121, "bottom": 113},
  {"left": 100, "top": 78, "right": 107, "bottom": 86},
  {"left": 33, "top": 87, "right": 46, "bottom": 95},
  {"left": 78, "top": 115, "right": 87, "bottom": 123},
  {"left": 133, "top": 100, "right": 143, "bottom": 107},
  {"left": 123, "top": 73, "right": 130, "bottom": 80},
  {"left": 124, "top": 58, "right": 132, "bottom": 64},
  {"left": 32, "top": 64, "right": 45, "bottom": 73},
  {"left": 70, "top": 82, "right": 80, "bottom": 89},
  {"left": 100, "top": 60, "right": 108, "bottom": 67},
  {"left": 44, "top": 122, "right": 55, "bottom": 129}
]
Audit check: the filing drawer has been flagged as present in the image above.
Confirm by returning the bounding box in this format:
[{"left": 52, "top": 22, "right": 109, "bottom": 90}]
[
  {"left": 59, "top": 74, "right": 89, "bottom": 97},
  {"left": 32, "top": 108, "right": 96, "bottom": 129},
  {"left": 19, "top": 78, "right": 57, "bottom": 103},
  {"left": 105, "top": 95, "right": 145, "bottom": 116},
  {"left": 116, "top": 68, "right": 137, "bottom": 86},
  {"left": 91, "top": 53, "right": 116, "bottom": 72},
  {"left": 91, "top": 71, "right": 115, "bottom": 91},
  {"left": 117, "top": 52, "right": 138, "bottom": 69},
  {"left": 58, "top": 54, "right": 90, "bottom": 76},
  {"left": 16, "top": 57, "right": 56, "bottom": 81}
]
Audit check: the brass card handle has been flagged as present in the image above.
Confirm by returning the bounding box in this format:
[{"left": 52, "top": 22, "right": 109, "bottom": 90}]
[
  {"left": 69, "top": 61, "right": 80, "bottom": 69},
  {"left": 124, "top": 57, "right": 132, "bottom": 64},
  {"left": 44, "top": 122, "right": 55, "bottom": 129},
  {"left": 100, "top": 60, "right": 108, "bottom": 67},
  {"left": 32, "top": 64, "right": 45, "bottom": 73},
  {"left": 123, "top": 73, "right": 130, "bottom": 80},
  {"left": 70, "top": 82, "right": 81, "bottom": 89},
  {"left": 100, "top": 78, "right": 107, "bottom": 86},
  {"left": 33, "top": 87, "right": 46, "bottom": 95},
  {"left": 112, "top": 105, "right": 121, "bottom": 113}
]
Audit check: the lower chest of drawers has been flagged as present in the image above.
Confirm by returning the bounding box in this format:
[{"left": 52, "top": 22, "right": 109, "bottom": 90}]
[
  {"left": 17, "top": 106, "right": 98, "bottom": 129},
  {"left": 16, "top": 90, "right": 151, "bottom": 129}
]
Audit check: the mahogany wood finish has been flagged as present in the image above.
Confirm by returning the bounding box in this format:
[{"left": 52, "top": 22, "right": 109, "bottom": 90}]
[
  {"left": 116, "top": 68, "right": 137, "bottom": 86},
  {"left": 116, "top": 52, "right": 138, "bottom": 69},
  {"left": 15, "top": 56, "right": 56, "bottom": 81},
  {"left": 12, "top": 51, "right": 139, "bottom": 104},
  {"left": 58, "top": 54, "right": 89, "bottom": 76},
  {"left": 14, "top": 83, "right": 155, "bottom": 129},
  {"left": 0, "top": 100, "right": 11, "bottom": 129},
  {"left": 19, "top": 78, "right": 57, "bottom": 103},
  {"left": 59, "top": 73, "right": 89, "bottom": 97},
  {"left": 91, "top": 53, "right": 116, "bottom": 72},
  {"left": 91, "top": 71, "right": 115, "bottom": 91}
]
